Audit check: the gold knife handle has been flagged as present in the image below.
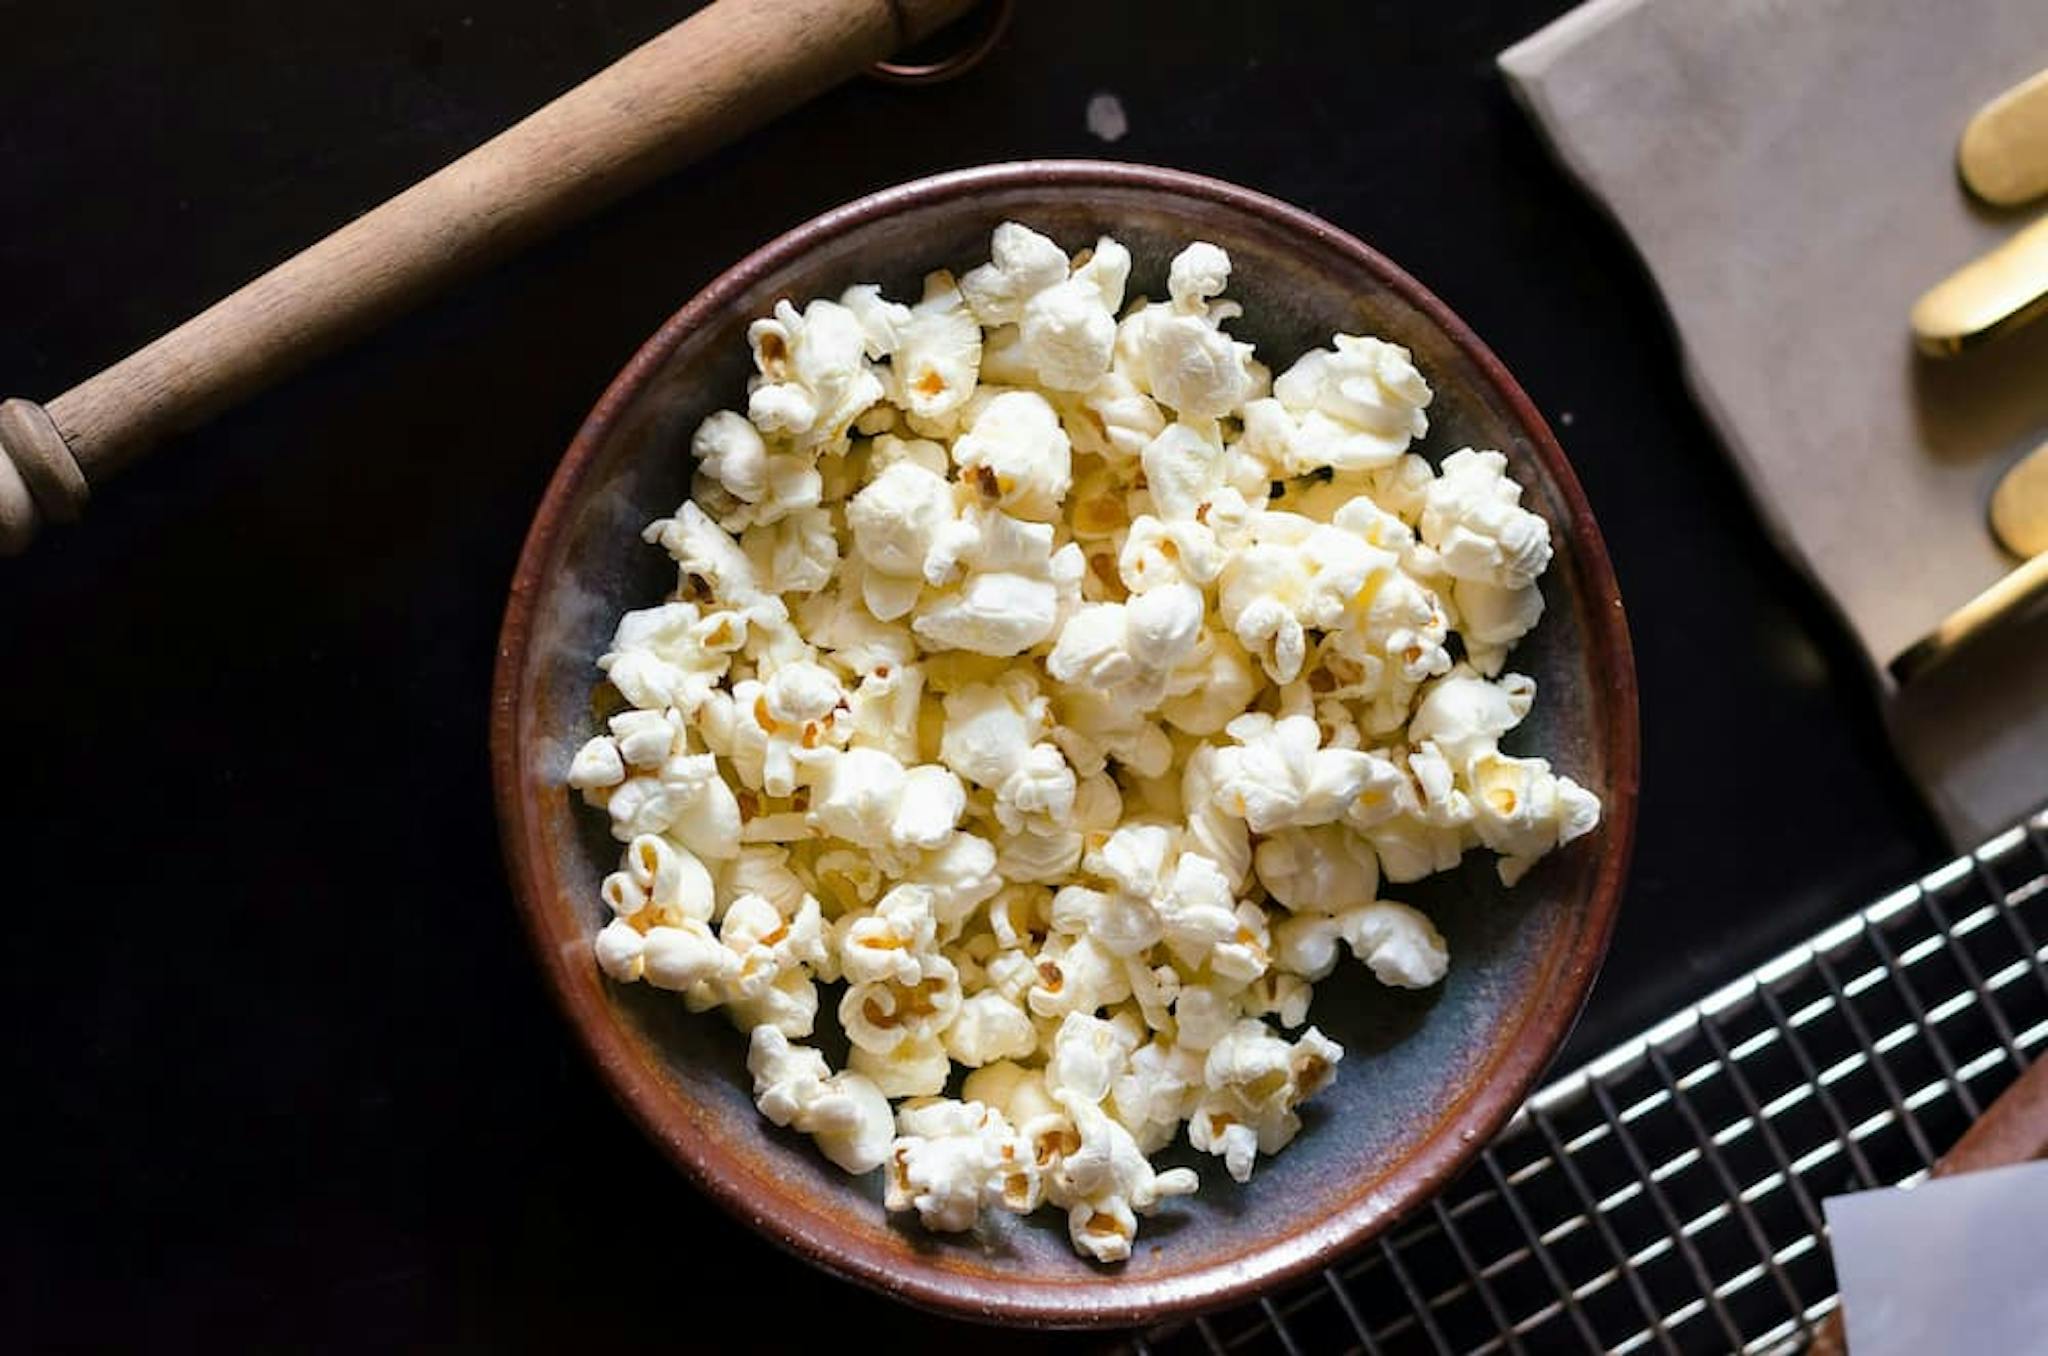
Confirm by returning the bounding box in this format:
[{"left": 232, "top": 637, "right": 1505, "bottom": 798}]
[
  {"left": 1961, "top": 65, "right": 2048, "bottom": 208},
  {"left": 1910, "top": 212, "right": 2048, "bottom": 356},
  {"left": 1889, "top": 549, "right": 2048, "bottom": 684}
]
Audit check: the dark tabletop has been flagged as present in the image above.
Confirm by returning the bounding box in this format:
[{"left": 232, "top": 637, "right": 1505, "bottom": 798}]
[{"left": 1, "top": 1, "right": 1946, "bottom": 1350}]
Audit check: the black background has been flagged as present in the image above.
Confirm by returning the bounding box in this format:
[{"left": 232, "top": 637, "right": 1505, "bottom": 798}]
[{"left": 2, "top": 1, "right": 1944, "bottom": 1349}]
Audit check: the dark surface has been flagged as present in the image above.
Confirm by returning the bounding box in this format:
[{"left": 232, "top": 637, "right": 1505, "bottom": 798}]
[{"left": 0, "top": 1, "right": 1942, "bottom": 1350}]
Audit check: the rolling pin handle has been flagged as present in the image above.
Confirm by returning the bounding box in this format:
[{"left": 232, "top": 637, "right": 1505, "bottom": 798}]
[
  {"left": 0, "top": 397, "right": 89, "bottom": 554},
  {"left": 0, "top": 0, "right": 985, "bottom": 560}
]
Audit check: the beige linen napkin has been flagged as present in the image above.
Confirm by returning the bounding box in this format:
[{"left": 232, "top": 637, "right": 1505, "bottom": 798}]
[{"left": 1501, "top": 0, "right": 2048, "bottom": 844}]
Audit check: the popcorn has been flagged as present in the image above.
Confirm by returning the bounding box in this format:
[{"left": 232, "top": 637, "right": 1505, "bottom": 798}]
[
  {"left": 1116, "top": 243, "right": 1261, "bottom": 420},
  {"left": 939, "top": 672, "right": 1048, "bottom": 789},
  {"left": 705, "top": 448, "right": 822, "bottom": 533},
  {"left": 749, "top": 1027, "right": 895, "bottom": 1173},
  {"left": 1272, "top": 899, "right": 1446, "bottom": 988},
  {"left": 1027, "top": 932, "right": 1131, "bottom": 1019},
  {"left": 1168, "top": 241, "right": 1231, "bottom": 309},
  {"left": 597, "top": 601, "right": 741, "bottom": 717},
  {"left": 610, "top": 709, "right": 680, "bottom": 768},
  {"left": 1241, "top": 971, "right": 1313, "bottom": 1028},
  {"left": 849, "top": 1033, "right": 953, "bottom": 1099},
  {"left": 1215, "top": 511, "right": 1397, "bottom": 684},
  {"left": 1051, "top": 884, "right": 1161, "bottom": 957},
  {"left": 1120, "top": 514, "right": 1226, "bottom": 592},
  {"left": 1254, "top": 824, "right": 1379, "bottom": 914},
  {"left": 885, "top": 1099, "right": 1033, "bottom": 1231},
  {"left": 1052, "top": 686, "right": 1175, "bottom": 780},
  {"left": 1047, "top": 1011, "right": 1138, "bottom": 1104},
  {"left": 891, "top": 272, "right": 982, "bottom": 422},
  {"left": 746, "top": 297, "right": 884, "bottom": 448},
  {"left": 1189, "top": 1021, "right": 1342, "bottom": 1182},
  {"left": 641, "top": 921, "right": 743, "bottom": 993},
  {"left": 993, "top": 741, "right": 1078, "bottom": 835},
  {"left": 1073, "top": 771, "right": 1124, "bottom": 832},
  {"left": 847, "top": 459, "right": 954, "bottom": 621},
  {"left": 1171, "top": 982, "right": 1240, "bottom": 1051},
  {"left": 1050, "top": 1090, "right": 1199, "bottom": 1262},
  {"left": 1141, "top": 421, "right": 1230, "bottom": 522},
  {"left": 692, "top": 410, "right": 771, "bottom": 504},
  {"left": 840, "top": 884, "right": 940, "bottom": 985},
  {"left": 592, "top": 918, "right": 651, "bottom": 983},
  {"left": 1181, "top": 743, "right": 1253, "bottom": 889},
  {"left": 722, "top": 891, "right": 828, "bottom": 995},
  {"left": 839, "top": 283, "right": 911, "bottom": 359},
  {"left": 1044, "top": 584, "right": 1204, "bottom": 711},
  {"left": 572, "top": 221, "right": 1600, "bottom": 1263},
  {"left": 845, "top": 664, "right": 925, "bottom": 764},
  {"left": 961, "top": 222, "right": 1071, "bottom": 326},
  {"left": 806, "top": 748, "right": 964, "bottom": 859},
  {"left": 1074, "top": 372, "right": 1167, "bottom": 466},
  {"left": 903, "top": 832, "right": 1002, "bottom": 933},
  {"left": 951, "top": 390, "right": 1072, "bottom": 520},
  {"left": 1157, "top": 628, "right": 1261, "bottom": 737},
  {"left": 1085, "top": 822, "right": 1171, "bottom": 895},
  {"left": 1108, "top": 1037, "right": 1204, "bottom": 1152},
  {"left": 726, "top": 965, "right": 820, "bottom": 1038},
  {"left": 1408, "top": 667, "right": 1534, "bottom": 765},
  {"left": 702, "top": 670, "right": 848, "bottom": 798},
  {"left": 567, "top": 735, "right": 625, "bottom": 791},
  {"left": 721, "top": 846, "right": 810, "bottom": 919},
  {"left": 1155, "top": 851, "right": 1245, "bottom": 972},
  {"left": 1340, "top": 901, "right": 1449, "bottom": 988},
  {"left": 986, "top": 886, "right": 1051, "bottom": 959},
  {"left": 914, "top": 509, "right": 1082, "bottom": 657},
  {"left": 1451, "top": 577, "right": 1545, "bottom": 676},
  {"left": 625, "top": 833, "right": 716, "bottom": 923},
  {"left": 1362, "top": 810, "right": 1468, "bottom": 885},
  {"left": 1419, "top": 449, "right": 1553, "bottom": 591},
  {"left": 1467, "top": 753, "right": 1602, "bottom": 886},
  {"left": 841, "top": 950, "right": 962, "bottom": 1054},
  {"left": 1016, "top": 240, "right": 1129, "bottom": 392},
  {"left": 743, "top": 506, "right": 837, "bottom": 595},
  {"left": 945, "top": 990, "right": 1039, "bottom": 1067},
  {"left": 602, "top": 754, "right": 745, "bottom": 864},
  {"left": 945, "top": 1073, "right": 1049, "bottom": 1145},
  {"left": 1270, "top": 335, "right": 1432, "bottom": 472},
  {"left": 995, "top": 824, "right": 1084, "bottom": 884},
  {"left": 1209, "top": 713, "right": 1401, "bottom": 834}
]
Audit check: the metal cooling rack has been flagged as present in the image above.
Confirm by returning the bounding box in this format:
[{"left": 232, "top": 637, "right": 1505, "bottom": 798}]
[{"left": 1130, "top": 806, "right": 2048, "bottom": 1356}]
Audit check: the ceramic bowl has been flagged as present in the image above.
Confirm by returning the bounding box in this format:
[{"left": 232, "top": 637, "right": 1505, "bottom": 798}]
[{"left": 491, "top": 161, "right": 1638, "bottom": 1327}]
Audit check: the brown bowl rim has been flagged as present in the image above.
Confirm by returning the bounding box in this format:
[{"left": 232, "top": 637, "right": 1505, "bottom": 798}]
[{"left": 490, "top": 160, "right": 1640, "bottom": 1328}]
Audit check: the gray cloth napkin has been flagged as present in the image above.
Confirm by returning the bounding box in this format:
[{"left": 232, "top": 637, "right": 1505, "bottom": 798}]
[{"left": 1501, "top": 0, "right": 2048, "bottom": 844}]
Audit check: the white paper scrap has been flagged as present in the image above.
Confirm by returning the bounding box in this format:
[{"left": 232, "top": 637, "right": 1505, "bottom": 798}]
[{"left": 1823, "top": 1159, "right": 2048, "bottom": 1355}]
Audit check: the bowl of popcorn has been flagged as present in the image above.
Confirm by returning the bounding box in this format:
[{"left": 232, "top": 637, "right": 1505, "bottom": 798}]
[{"left": 492, "top": 161, "right": 1637, "bottom": 1325}]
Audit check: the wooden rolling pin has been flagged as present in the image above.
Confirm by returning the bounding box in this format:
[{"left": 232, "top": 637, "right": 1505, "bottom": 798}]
[
  {"left": 1808, "top": 1054, "right": 2048, "bottom": 1354},
  {"left": 0, "top": 0, "right": 976, "bottom": 555}
]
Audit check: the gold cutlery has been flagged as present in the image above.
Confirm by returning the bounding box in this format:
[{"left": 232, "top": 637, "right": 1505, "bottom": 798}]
[
  {"left": 1909, "top": 213, "right": 2048, "bottom": 356},
  {"left": 1889, "top": 441, "right": 2047, "bottom": 684},
  {"left": 1960, "top": 65, "right": 2048, "bottom": 207},
  {"left": 1893, "top": 66, "right": 2048, "bottom": 680},
  {"left": 1991, "top": 437, "right": 2048, "bottom": 558}
]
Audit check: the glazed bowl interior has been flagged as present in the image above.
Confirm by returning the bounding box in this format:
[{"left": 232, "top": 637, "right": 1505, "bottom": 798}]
[{"left": 492, "top": 162, "right": 1637, "bottom": 1327}]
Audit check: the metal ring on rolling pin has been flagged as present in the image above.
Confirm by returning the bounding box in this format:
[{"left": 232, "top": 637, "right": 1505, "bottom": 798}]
[{"left": 871, "top": 0, "right": 1012, "bottom": 85}]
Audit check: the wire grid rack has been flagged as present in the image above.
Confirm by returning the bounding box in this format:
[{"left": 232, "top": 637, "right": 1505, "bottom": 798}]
[{"left": 1128, "top": 806, "right": 2048, "bottom": 1356}]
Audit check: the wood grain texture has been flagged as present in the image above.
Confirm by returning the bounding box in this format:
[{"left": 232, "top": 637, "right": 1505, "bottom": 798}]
[{"left": 0, "top": 0, "right": 970, "bottom": 552}]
